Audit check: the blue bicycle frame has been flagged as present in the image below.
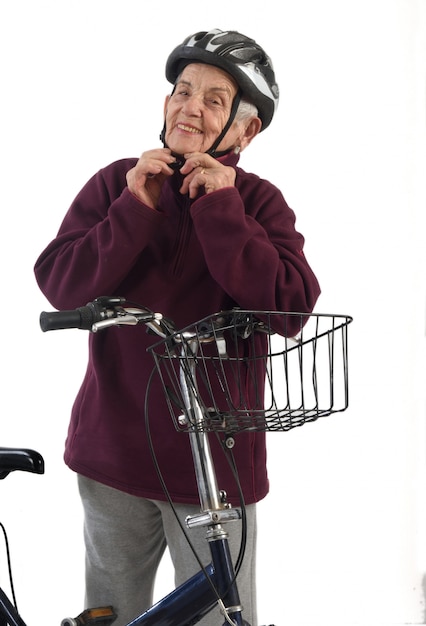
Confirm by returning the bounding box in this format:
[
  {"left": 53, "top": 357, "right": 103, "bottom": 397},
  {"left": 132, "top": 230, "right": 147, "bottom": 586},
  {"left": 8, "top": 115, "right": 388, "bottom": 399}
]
[{"left": 128, "top": 543, "right": 244, "bottom": 625}]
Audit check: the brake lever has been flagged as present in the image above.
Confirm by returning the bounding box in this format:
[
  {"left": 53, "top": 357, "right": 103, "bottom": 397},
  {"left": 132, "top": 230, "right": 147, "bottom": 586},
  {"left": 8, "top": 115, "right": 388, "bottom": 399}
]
[
  {"left": 92, "top": 309, "right": 167, "bottom": 336},
  {"left": 92, "top": 314, "right": 140, "bottom": 332}
]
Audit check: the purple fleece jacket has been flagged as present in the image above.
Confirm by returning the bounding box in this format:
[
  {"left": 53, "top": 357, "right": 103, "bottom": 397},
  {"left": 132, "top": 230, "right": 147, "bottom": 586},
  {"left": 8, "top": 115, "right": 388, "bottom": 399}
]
[{"left": 34, "top": 151, "right": 320, "bottom": 505}]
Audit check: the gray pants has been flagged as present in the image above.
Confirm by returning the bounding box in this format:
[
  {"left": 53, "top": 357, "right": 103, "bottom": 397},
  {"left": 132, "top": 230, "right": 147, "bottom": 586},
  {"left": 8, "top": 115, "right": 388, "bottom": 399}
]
[{"left": 78, "top": 475, "right": 258, "bottom": 626}]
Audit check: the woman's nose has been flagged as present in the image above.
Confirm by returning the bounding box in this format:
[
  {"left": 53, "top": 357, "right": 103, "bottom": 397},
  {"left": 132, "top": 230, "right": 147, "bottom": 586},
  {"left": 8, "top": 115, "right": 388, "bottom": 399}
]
[{"left": 181, "top": 95, "right": 203, "bottom": 116}]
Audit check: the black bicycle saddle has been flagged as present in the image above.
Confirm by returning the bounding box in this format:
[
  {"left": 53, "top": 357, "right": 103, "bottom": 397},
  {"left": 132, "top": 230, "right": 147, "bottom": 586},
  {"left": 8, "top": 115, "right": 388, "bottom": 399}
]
[{"left": 0, "top": 447, "right": 44, "bottom": 479}]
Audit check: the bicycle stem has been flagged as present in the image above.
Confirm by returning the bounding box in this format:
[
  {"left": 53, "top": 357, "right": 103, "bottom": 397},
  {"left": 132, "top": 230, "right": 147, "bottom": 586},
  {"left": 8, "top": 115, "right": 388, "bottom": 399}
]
[
  {"left": 177, "top": 338, "right": 241, "bottom": 528},
  {"left": 179, "top": 339, "right": 223, "bottom": 513}
]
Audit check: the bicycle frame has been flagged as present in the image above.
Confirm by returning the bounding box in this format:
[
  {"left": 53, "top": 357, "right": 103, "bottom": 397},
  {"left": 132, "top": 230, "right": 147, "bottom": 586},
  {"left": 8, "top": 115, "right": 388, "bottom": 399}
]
[{"left": 0, "top": 588, "right": 26, "bottom": 626}]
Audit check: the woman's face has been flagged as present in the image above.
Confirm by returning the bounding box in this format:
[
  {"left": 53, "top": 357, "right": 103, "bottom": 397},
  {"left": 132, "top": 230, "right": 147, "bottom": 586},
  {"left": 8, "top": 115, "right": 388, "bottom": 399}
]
[{"left": 163, "top": 63, "right": 246, "bottom": 155}]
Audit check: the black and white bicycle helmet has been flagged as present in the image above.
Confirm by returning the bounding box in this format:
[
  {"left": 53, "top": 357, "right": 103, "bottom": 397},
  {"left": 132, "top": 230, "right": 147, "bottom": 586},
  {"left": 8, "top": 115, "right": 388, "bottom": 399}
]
[{"left": 165, "top": 28, "right": 279, "bottom": 131}]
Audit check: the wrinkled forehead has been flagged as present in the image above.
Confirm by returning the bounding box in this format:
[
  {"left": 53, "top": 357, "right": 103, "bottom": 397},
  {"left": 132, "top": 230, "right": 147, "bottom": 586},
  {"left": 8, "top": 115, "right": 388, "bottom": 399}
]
[{"left": 176, "top": 62, "right": 239, "bottom": 95}]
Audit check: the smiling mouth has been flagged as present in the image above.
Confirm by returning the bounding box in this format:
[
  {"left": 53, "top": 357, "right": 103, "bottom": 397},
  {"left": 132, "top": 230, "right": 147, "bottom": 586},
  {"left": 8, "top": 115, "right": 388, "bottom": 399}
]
[{"left": 177, "top": 123, "right": 202, "bottom": 134}]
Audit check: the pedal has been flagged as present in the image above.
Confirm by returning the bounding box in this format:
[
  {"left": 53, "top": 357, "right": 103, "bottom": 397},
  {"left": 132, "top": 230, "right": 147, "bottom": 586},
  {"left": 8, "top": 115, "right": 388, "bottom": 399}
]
[{"left": 61, "top": 606, "right": 117, "bottom": 626}]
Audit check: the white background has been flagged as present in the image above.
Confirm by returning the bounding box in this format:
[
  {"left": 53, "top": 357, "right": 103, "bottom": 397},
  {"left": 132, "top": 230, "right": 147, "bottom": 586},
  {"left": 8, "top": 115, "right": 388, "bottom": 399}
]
[{"left": 0, "top": 1, "right": 425, "bottom": 624}]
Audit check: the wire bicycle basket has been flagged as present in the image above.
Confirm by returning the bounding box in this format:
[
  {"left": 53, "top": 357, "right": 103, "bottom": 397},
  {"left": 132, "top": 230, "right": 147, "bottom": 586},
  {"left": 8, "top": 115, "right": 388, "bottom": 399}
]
[{"left": 148, "top": 310, "right": 353, "bottom": 434}]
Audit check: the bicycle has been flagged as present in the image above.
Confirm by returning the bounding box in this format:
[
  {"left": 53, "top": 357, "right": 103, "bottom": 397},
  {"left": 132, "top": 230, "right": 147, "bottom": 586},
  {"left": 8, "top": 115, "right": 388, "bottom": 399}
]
[{"left": 1, "top": 297, "right": 352, "bottom": 626}]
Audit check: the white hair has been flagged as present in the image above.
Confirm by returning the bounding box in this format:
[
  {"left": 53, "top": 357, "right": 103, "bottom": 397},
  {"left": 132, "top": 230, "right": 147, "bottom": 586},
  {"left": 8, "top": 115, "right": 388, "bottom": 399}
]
[{"left": 235, "top": 99, "right": 259, "bottom": 123}]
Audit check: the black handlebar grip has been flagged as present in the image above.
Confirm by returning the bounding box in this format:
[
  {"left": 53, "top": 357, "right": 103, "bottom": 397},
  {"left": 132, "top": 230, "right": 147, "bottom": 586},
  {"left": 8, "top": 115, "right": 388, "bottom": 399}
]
[{"left": 40, "top": 304, "right": 99, "bottom": 332}]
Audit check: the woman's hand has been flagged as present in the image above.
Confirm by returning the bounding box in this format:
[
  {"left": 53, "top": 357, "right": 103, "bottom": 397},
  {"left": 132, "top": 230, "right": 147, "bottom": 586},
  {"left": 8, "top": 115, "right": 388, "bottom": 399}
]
[
  {"left": 179, "top": 152, "right": 237, "bottom": 199},
  {"left": 126, "top": 148, "right": 177, "bottom": 209}
]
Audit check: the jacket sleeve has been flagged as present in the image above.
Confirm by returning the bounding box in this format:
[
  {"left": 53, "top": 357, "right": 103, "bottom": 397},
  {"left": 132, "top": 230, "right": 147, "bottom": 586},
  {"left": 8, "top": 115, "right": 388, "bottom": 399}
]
[
  {"left": 190, "top": 181, "right": 321, "bottom": 316},
  {"left": 34, "top": 161, "right": 163, "bottom": 310}
]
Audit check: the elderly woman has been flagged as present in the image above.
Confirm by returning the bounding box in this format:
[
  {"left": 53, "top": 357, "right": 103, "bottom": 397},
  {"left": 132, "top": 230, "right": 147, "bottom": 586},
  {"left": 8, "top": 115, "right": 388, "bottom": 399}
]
[{"left": 35, "top": 29, "right": 320, "bottom": 626}]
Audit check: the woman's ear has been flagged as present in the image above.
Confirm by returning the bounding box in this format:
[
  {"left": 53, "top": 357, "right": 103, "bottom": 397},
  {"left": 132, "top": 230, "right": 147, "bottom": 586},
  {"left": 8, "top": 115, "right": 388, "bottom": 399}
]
[
  {"left": 239, "top": 117, "right": 262, "bottom": 151},
  {"left": 163, "top": 95, "right": 171, "bottom": 116}
]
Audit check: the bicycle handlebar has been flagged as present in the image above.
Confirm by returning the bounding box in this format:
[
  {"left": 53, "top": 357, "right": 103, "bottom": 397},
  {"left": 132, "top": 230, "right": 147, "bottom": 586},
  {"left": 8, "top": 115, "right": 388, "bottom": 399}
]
[
  {"left": 40, "top": 297, "right": 120, "bottom": 332},
  {"left": 39, "top": 296, "right": 173, "bottom": 338},
  {"left": 40, "top": 296, "right": 279, "bottom": 348}
]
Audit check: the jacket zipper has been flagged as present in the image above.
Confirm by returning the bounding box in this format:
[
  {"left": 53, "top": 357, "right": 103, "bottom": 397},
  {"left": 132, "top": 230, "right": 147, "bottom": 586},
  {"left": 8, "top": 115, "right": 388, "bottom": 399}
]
[{"left": 170, "top": 197, "right": 192, "bottom": 277}]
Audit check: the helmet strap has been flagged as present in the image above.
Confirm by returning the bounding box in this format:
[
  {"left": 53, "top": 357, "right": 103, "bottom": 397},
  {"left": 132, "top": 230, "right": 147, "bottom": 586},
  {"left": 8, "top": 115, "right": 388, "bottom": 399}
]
[
  {"left": 205, "top": 89, "right": 242, "bottom": 158},
  {"left": 159, "top": 84, "right": 176, "bottom": 145}
]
